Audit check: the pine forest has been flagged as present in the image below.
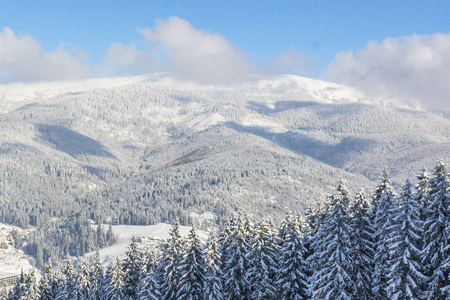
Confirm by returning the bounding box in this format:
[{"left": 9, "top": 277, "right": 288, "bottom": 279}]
[{"left": 3, "top": 161, "right": 450, "bottom": 300}]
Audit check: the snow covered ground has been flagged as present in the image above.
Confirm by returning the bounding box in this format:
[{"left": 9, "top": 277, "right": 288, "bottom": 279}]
[
  {"left": 87, "top": 223, "right": 209, "bottom": 265},
  {"left": 0, "top": 223, "right": 35, "bottom": 277}
]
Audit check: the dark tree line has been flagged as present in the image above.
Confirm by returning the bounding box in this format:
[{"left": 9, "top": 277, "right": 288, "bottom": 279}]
[
  {"left": 3, "top": 161, "right": 450, "bottom": 299},
  {"left": 26, "top": 213, "right": 118, "bottom": 269}
]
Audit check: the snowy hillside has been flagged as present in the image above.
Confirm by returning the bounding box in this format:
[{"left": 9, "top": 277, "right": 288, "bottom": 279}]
[
  {"left": 1, "top": 73, "right": 449, "bottom": 228},
  {"left": 87, "top": 223, "right": 209, "bottom": 266}
]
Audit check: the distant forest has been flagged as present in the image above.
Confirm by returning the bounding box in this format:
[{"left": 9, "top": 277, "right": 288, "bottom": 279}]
[{"left": 4, "top": 160, "right": 450, "bottom": 299}]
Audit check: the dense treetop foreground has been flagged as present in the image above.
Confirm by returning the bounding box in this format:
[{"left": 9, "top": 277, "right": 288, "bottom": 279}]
[{"left": 3, "top": 161, "right": 450, "bottom": 299}]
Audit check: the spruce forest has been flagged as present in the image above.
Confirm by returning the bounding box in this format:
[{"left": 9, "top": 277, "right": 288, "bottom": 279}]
[{"left": 3, "top": 161, "right": 450, "bottom": 300}]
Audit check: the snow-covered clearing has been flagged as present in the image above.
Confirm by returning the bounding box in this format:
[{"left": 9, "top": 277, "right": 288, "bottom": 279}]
[{"left": 87, "top": 223, "right": 208, "bottom": 265}]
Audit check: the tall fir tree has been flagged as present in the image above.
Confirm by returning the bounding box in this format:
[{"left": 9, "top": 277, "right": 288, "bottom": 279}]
[
  {"left": 89, "top": 254, "right": 106, "bottom": 300},
  {"left": 220, "top": 216, "right": 251, "bottom": 300},
  {"left": 386, "top": 180, "right": 426, "bottom": 300},
  {"left": 138, "top": 273, "right": 161, "bottom": 300},
  {"left": 57, "top": 261, "right": 77, "bottom": 300},
  {"left": 422, "top": 161, "right": 450, "bottom": 299},
  {"left": 122, "top": 236, "right": 143, "bottom": 299},
  {"left": 248, "top": 219, "right": 279, "bottom": 300},
  {"left": 176, "top": 226, "right": 205, "bottom": 300},
  {"left": 415, "top": 167, "right": 430, "bottom": 222},
  {"left": 75, "top": 263, "right": 91, "bottom": 300},
  {"left": 309, "top": 179, "right": 355, "bottom": 300},
  {"left": 39, "top": 264, "right": 54, "bottom": 300},
  {"left": 350, "top": 192, "right": 375, "bottom": 299},
  {"left": 158, "top": 218, "right": 184, "bottom": 300},
  {"left": 277, "top": 216, "right": 309, "bottom": 300},
  {"left": 204, "top": 235, "right": 223, "bottom": 300},
  {"left": 105, "top": 257, "right": 125, "bottom": 300},
  {"left": 372, "top": 170, "right": 395, "bottom": 299}
]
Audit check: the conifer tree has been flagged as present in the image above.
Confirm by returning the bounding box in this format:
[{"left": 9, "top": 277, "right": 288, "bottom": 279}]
[
  {"left": 75, "top": 263, "right": 91, "bottom": 300},
  {"left": 220, "top": 216, "right": 251, "bottom": 300},
  {"left": 143, "top": 250, "right": 160, "bottom": 275},
  {"left": 277, "top": 216, "right": 308, "bottom": 300},
  {"left": 415, "top": 167, "right": 430, "bottom": 221},
  {"left": 422, "top": 161, "right": 450, "bottom": 299},
  {"left": 176, "top": 226, "right": 205, "bottom": 300},
  {"left": 89, "top": 254, "right": 106, "bottom": 300},
  {"left": 309, "top": 179, "right": 355, "bottom": 300},
  {"left": 39, "top": 264, "right": 54, "bottom": 300},
  {"left": 0, "top": 289, "right": 6, "bottom": 300},
  {"left": 58, "top": 261, "right": 77, "bottom": 300},
  {"left": 138, "top": 271, "right": 161, "bottom": 300},
  {"left": 49, "top": 270, "right": 64, "bottom": 300},
  {"left": 158, "top": 218, "right": 184, "bottom": 300},
  {"left": 350, "top": 192, "right": 375, "bottom": 299},
  {"left": 105, "top": 257, "right": 125, "bottom": 300},
  {"left": 278, "top": 211, "right": 292, "bottom": 246},
  {"left": 248, "top": 219, "right": 279, "bottom": 299},
  {"left": 8, "top": 271, "right": 27, "bottom": 300},
  {"left": 9, "top": 270, "right": 39, "bottom": 300},
  {"left": 204, "top": 236, "right": 223, "bottom": 300},
  {"left": 372, "top": 170, "right": 395, "bottom": 299},
  {"left": 386, "top": 180, "right": 426, "bottom": 300},
  {"left": 122, "top": 236, "right": 143, "bottom": 299}
]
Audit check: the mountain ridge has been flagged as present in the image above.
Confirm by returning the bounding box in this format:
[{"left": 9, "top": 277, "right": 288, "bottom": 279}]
[{"left": 0, "top": 73, "right": 449, "bottom": 226}]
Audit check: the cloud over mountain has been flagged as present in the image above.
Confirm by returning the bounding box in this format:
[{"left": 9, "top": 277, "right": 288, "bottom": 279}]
[
  {"left": 324, "top": 33, "right": 450, "bottom": 110},
  {"left": 0, "top": 27, "right": 88, "bottom": 83},
  {"left": 139, "top": 17, "right": 250, "bottom": 85}
]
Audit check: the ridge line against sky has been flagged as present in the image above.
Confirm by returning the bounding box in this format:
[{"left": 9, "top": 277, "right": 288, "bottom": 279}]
[{"left": 0, "top": 1, "right": 450, "bottom": 110}]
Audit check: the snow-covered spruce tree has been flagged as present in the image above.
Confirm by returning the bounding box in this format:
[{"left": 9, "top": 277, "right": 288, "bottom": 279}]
[
  {"left": 385, "top": 180, "right": 426, "bottom": 300},
  {"left": 204, "top": 235, "right": 223, "bottom": 300},
  {"left": 415, "top": 167, "right": 430, "bottom": 222},
  {"left": 158, "top": 218, "right": 184, "bottom": 300},
  {"left": 278, "top": 211, "right": 292, "bottom": 247},
  {"left": 122, "top": 236, "right": 143, "bottom": 299},
  {"left": 9, "top": 270, "right": 39, "bottom": 300},
  {"left": 89, "top": 254, "right": 106, "bottom": 300},
  {"left": 105, "top": 257, "right": 125, "bottom": 300},
  {"left": 39, "top": 264, "right": 54, "bottom": 300},
  {"left": 277, "top": 215, "right": 309, "bottom": 300},
  {"left": 349, "top": 192, "right": 375, "bottom": 299},
  {"left": 8, "top": 271, "right": 26, "bottom": 300},
  {"left": 422, "top": 161, "right": 450, "bottom": 299},
  {"left": 176, "top": 226, "right": 206, "bottom": 300},
  {"left": 75, "top": 263, "right": 91, "bottom": 300},
  {"left": 138, "top": 269, "right": 161, "bottom": 300},
  {"left": 26, "top": 270, "right": 39, "bottom": 300},
  {"left": 57, "top": 260, "right": 77, "bottom": 300},
  {"left": 220, "top": 216, "right": 251, "bottom": 300},
  {"left": 142, "top": 250, "right": 160, "bottom": 275},
  {"left": 48, "top": 270, "right": 65, "bottom": 300},
  {"left": 371, "top": 170, "right": 395, "bottom": 299},
  {"left": 247, "top": 219, "right": 279, "bottom": 300},
  {"left": 309, "top": 179, "right": 355, "bottom": 300}
]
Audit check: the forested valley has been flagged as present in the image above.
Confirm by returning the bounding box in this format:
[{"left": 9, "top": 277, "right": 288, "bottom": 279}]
[{"left": 4, "top": 161, "right": 450, "bottom": 299}]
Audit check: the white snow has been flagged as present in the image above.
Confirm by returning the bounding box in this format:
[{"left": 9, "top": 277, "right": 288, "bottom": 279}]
[
  {"left": 87, "top": 223, "right": 208, "bottom": 265},
  {"left": 0, "top": 223, "right": 35, "bottom": 277}
]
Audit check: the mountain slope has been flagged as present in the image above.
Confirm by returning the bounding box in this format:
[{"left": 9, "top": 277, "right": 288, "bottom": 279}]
[{"left": 1, "top": 73, "right": 449, "bottom": 226}]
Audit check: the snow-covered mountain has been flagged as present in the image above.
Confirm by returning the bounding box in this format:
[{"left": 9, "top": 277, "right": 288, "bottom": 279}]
[{"left": 1, "top": 73, "right": 449, "bottom": 225}]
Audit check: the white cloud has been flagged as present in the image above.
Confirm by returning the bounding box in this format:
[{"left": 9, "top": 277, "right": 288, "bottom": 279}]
[
  {"left": 139, "top": 17, "right": 250, "bottom": 85},
  {"left": 0, "top": 27, "right": 88, "bottom": 83},
  {"left": 324, "top": 33, "right": 450, "bottom": 110},
  {"left": 263, "top": 47, "right": 311, "bottom": 75},
  {"left": 100, "top": 42, "right": 161, "bottom": 76}
]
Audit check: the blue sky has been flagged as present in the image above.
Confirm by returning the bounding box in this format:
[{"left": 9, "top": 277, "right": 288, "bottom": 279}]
[
  {"left": 1, "top": 1, "right": 448, "bottom": 74},
  {"left": 1, "top": 1, "right": 450, "bottom": 108}
]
